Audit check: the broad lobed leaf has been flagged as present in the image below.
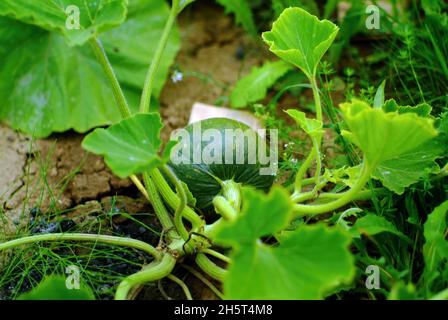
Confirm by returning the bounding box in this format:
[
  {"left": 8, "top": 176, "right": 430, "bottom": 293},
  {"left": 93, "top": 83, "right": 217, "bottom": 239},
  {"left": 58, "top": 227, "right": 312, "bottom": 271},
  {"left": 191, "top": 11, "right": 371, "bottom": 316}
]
[
  {"left": 262, "top": 7, "right": 339, "bottom": 78},
  {"left": 216, "top": 187, "right": 355, "bottom": 299},
  {"left": 0, "top": 0, "right": 127, "bottom": 46},
  {"left": 0, "top": 0, "right": 180, "bottom": 138},
  {"left": 82, "top": 113, "right": 174, "bottom": 178},
  {"left": 223, "top": 224, "right": 355, "bottom": 299},
  {"left": 340, "top": 99, "right": 438, "bottom": 168}
]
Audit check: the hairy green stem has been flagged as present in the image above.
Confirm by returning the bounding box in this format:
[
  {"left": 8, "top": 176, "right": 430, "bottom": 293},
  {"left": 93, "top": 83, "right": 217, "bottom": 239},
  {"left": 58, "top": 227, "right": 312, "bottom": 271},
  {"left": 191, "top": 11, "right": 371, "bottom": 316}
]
[
  {"left": 202, "top": 248, "right": 231, "bottom": 264},
  {"left": 292, "top": 76, "right": 324, "bottom": 196},
  {"left": 310, "top": 76, "right": 323, "bottom": 128},
  {"left": 130, "top": 175, "right": 149, "bottom": 200},
  {"left": 293, "top": 148, "right": 316, "bottom": 194},
  {"left": 292, "top": 75, "right": 324, "bottom": 195},
  {"left": 142, "top": 172, "right": 176, "bottom": 239},
  {"left": 318, "top": 188, "right": 387, "bottom": 201},
  {"left": 291, "top": 179, "right": 328, "bottom": 203},
  {"left": 139, "top": 5, "right": 177, "bottom": 113},
  {"left": 202, "top": 218, "right": 226, "bottom": 241},
  {"left": 312, "top": 137, "right": 322, "bottom": 184},
  {"left": 195, "top": 253, "right": 227, "bottom": 282},
  {"left": 115, "top": 253, "right": 176, "bottom": 300},
  {"left": 89, "top": 38, "right": 132, "bottom": 118},
  {"left": 150, "top": 168, "right": 203, "bottom": 229},
  {"left": 301, "top": 177, "right": 316, "bottom": 187},
  {"left": 161, "top": 165, "right": 189, "bottom": 242},
  {"left": 0, "top": 233, "right": 161, "bottom": 260},
  {"left": 293, "top": 161, "right": 372, "bottom": 217},
  {"left": 213, "top": 196, "right": 237, "bottom": 221}
]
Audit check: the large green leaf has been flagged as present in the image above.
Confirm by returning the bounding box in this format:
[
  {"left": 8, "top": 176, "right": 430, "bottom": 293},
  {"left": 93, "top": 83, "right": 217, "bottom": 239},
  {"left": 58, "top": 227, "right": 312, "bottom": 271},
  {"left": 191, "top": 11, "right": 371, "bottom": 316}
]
[
  {"left": 215, "top": 0, "right": 257, "bottom": 37},
  {"left": 340, "top": 100, "right": 438, "bottom": 168},
  {"left": 0, "top": 0, "right": 127, "bottom": 46},
  {"left": 423, "top": 200, "right": 448, "bottom": 278},
  {"left": 0, "top": 0, "right": 179, "bottom": 138},
  {"left": 230, "top": 60, "right": 293, "bottom": 108},
  {"left": 82, "top": 113, "right": 174, "bottom": 178},
  {"left": 18, "top": 276, "right": 95, "bottom": 300},
  {"left": 262, "top": 7, "right": 339, "bottom": 78},
  {"left": 216, "top": 187, "right": 355, "bottom": 299}
]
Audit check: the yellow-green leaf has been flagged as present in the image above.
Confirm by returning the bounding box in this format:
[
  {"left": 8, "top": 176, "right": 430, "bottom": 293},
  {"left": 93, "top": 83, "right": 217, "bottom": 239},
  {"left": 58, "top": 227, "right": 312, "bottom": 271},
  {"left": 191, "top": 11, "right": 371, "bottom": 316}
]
[{"left": 340, "top": 99, "right": 438, "bottom": 167}]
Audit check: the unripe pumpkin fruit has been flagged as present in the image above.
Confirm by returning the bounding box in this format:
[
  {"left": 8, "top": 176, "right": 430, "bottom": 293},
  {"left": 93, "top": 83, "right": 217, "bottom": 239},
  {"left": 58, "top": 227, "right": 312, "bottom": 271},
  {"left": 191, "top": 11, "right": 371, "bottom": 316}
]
[{"left": 168, "top": 118, "right": 275, "bottom": 210}]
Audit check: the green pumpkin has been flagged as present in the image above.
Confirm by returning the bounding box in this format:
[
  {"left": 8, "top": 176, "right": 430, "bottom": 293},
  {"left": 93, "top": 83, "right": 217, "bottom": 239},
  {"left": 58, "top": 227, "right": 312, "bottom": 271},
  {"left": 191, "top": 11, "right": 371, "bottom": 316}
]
[{"left": 168, "top": 118, "right": 275, "bottom": 210}]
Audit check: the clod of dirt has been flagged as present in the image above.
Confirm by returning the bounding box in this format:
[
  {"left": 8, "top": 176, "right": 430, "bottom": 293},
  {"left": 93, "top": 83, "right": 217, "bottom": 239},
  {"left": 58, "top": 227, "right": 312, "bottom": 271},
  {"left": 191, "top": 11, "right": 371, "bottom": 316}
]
[{"left": 64, "top": 200, "right": 103, "bottom": 225}]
